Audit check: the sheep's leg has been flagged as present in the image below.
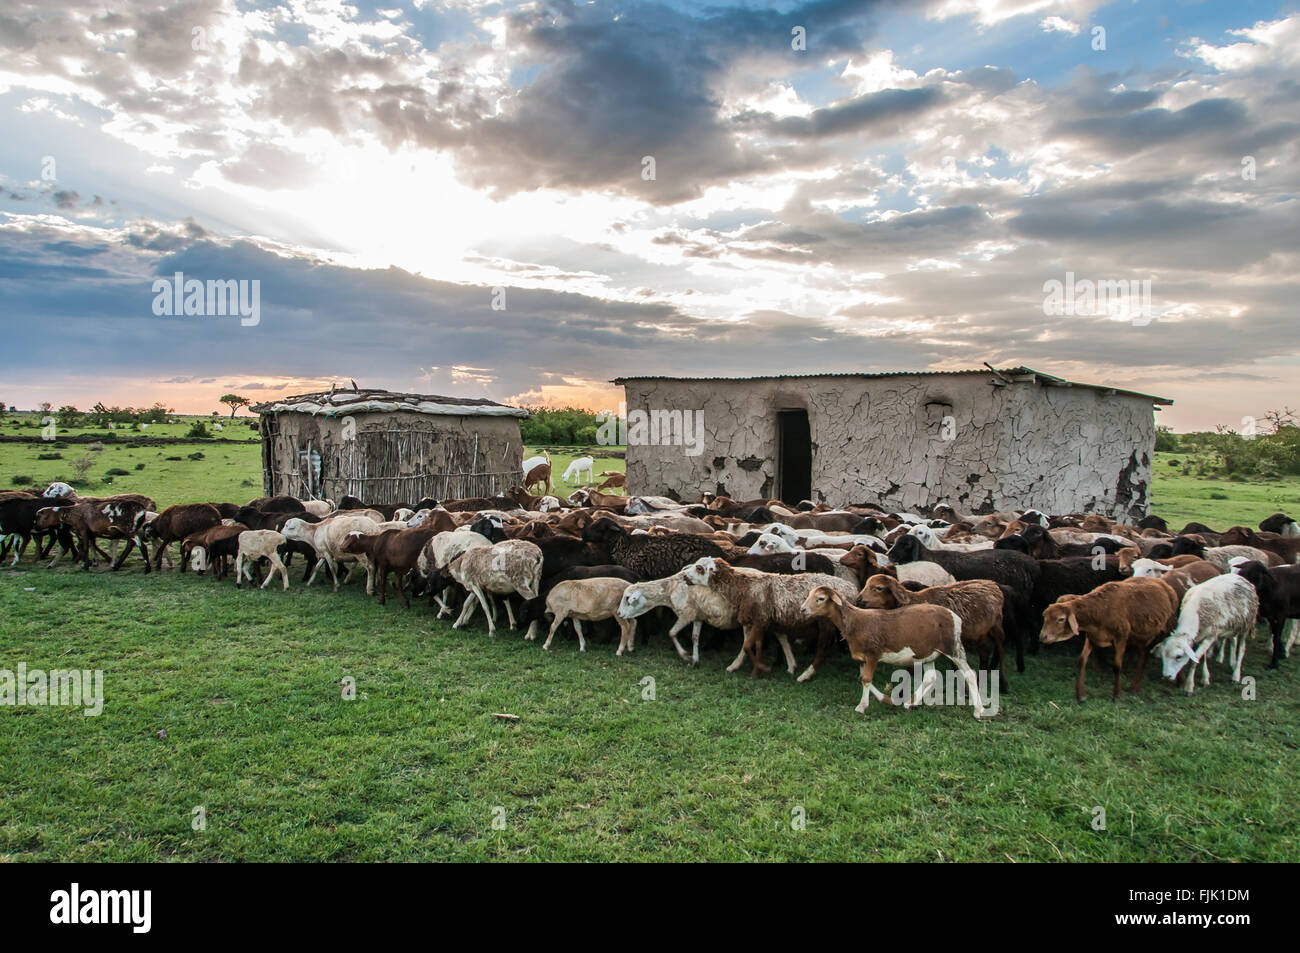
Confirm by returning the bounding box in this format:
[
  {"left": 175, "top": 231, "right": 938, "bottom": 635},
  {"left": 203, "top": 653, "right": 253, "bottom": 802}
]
[
  {"left": 1075, "top": 640, "right": 1092, "bottom": 703},
  {"left": 261, "top": 554, "right": 288, "bottom": 590},
  {"left": 666, "top": 616, "right": 692, "bottom": 662},
  {"left": 952, "top": 653, "right": 991, "bottom": 718},
  {"left": 615, "top": 618, "right": 635, "bottom": 656},
  {"left": 904, "top": 663, "right": 938, "bottom": 709},
  {"left": 797, "top": 623, "right": 836, "bottom": 683},
  {"left": 474, "top": 586, "right": 497, "bottom": 636},
  {"left": 1232, "top": 631, "right": 1248, "bottom": 683},
  {"left": 453, "top": 591, "right": 478, "bottom": 628},
  {"left": 524, "top": 619, "right": 539, "bottom": 641},
  {"left": 692, "top": 621, "right": 701, "bottom": 666},
  {"left": 1112, "top": 639, "right": 1129, "bottom": 700},
  {"left": 503, "top": 598, "right": 517, "bottom": 631},
  {"left": 572, "top": 619, "right": 586, "bottom": 652},
  {"left": 543, "top": 613, "right": 566, "bottom": 650},
  {"left": 855, "top": 658, "right": 883, "bottom": 713},
  {"left": 726, "top": 642, "right": 748, "bottom": 672},
  {"left": 1199, "top": 653, "right": 1211, "bottom": 687},
  {"left": 1125, "top": 639, "right": 1148, "bottom": 695},
  {"left": 235, "top": 553, "right": 245, "bottom": 589},
  {"left": 1267, "top": 619, "right": 1285, "bottom": 669},
  {"left": 743, "top": 625, "right": 772, "bottom": 677},
  {"left": 1285, "top": 618, "right": 1300, "bottom": 654}
]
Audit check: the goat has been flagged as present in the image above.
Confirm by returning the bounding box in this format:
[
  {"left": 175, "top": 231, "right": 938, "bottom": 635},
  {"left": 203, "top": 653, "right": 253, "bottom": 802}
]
[{"left": 562, "top": 455, "right": 595, "bottom": 486}]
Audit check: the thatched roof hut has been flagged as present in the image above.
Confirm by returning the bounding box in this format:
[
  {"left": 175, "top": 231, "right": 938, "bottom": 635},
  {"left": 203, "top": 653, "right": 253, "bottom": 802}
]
[{"left": 251, "top": 388, "right": 528, "bottom": 504}]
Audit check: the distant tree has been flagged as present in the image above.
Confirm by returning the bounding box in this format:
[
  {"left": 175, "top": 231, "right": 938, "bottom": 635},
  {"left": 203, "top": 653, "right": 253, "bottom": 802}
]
[
  {"left": 38, "top": 402, "right": 52, "bottom": 413},
  {"left": 219, "top": 394, "right": 251, "bottom": 418},
  {"left": 56, "top": 405, "right": 82, "bottom": 427}
]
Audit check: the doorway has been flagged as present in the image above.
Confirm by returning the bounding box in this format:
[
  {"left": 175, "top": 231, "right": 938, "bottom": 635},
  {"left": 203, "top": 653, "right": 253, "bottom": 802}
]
[{"left": 776, "top": 409, "right": 812, "bottom": 504}]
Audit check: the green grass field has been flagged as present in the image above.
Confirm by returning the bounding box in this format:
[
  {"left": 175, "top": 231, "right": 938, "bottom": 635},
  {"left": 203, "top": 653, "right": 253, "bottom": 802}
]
[{"left": 2, "top": 416, "right": 1298, "bottom": 861}]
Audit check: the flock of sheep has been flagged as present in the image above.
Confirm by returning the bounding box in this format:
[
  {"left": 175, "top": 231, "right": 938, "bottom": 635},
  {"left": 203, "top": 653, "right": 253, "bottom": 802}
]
[{"left": 3, "top": 477, "right": 1298, "bottom": 718}]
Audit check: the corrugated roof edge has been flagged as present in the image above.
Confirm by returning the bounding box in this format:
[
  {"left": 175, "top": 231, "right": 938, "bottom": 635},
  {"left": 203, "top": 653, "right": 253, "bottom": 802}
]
[
  {"left": 611, "top": 366, "right": 1172, "bottom": 405},
  {"left": 250, "top": 388, "right": 530, "bottom": 418}
]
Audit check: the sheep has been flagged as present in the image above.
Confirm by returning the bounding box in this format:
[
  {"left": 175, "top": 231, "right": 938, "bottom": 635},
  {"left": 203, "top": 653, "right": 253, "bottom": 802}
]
[
  {"left": 423, "top": 530, "right": 493, "bottom": 615},
  {"left": 562, "top": 455, "right": 595, "bottom": 485},
  {"left": 839, "top": 543, "right": 956, "bottom": 589},
  {"left": 1039, "top": 577, "right": 1180, "bottom": 702},
  {"left": 801, "top": 586, "right": 990, "bottom": 718},
  {"left": 520, "top": 565, "right": 640, "bottom": 642},
  {"left": 595, "top": 472, "right": 626, "bottom": 494},
  {"left": 43, "top": 482, "right": 76, "bottom": 499},
  {"left": 618, "top": 569, "right": 741, "bottom": 665},
  {"left": 234, "top": 530, "right": 290, "bottom": 591},
  {"left": 302, "top": 500, "right": 333, "bottom": 518},
  {"left": 855, "top": 574, "right": 1008, "bottom": 691},
  {"left": 281, "top": 514, "right": 380, "bottom": 591},
  {"left": 1259, "top": 513, "right": 1299, "bottom": 537},
  {"left": 540, "top": 577, "right": 637, "bottom": 654},
  {"left": 908, "top": 524, "right": 993, "bottom": 551},
  {"left": 1231, "top": 560, "right": 1300, "bottom": 668},
  {"left": 681, "top": 557, "right": 857, "bottom": 680},
  {"left": 340, "top": 526, "right": 441, "bottom": 607},
  {"left": 181, "top": 523, "right": 248, "bottom": 580},
  {"left": 1150, "top": 574, "right": 1259, "bottom": 692},
  {"left": 140, "top": 503, "right": 223, "bottom": 573},
  {"left": 448, "top": 540, "right": 544, "bottom": 635},
  {"left": 583, "top": 517, "right": 723, "bottom": 580},
  {"left": 1129, "top": 558, "right": 1221, "bottom": 599}
]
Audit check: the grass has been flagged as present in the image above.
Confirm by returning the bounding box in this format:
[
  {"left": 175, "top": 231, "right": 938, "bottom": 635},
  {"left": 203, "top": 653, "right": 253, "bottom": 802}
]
[
  {"left": 2, "top": 564, "right": 1296, "bottom": 862},
  {"left": 2, "top": 418, "right": 1299, "bottom": 861},
  {"left": 1150, "top": 451, "right": 1300, "bottom": 528}
]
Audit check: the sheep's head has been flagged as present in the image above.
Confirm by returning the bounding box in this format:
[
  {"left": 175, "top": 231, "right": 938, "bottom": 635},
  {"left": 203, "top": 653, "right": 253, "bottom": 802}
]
[
  {"left": 886, "top": 534, "right": 923, "bottom": 565},
  {"left": 281, "top": 518, "right": 309, "bottom": 542},
  {"left": 801, "top": 585, "right": 842, "bottom": 618},
  {"left": 339, "top": 531, "right": 369, "bottom": 555},
  {"left": 749, "top": 532, "right": 790, "bottom": 556},
  {"left": 1039, "top": 602, "right": 1081, "bottom": 644},
  {"left": 33, "top": 507, "right": 62, "bottom": 531},
  {"left": 1129, "top": 558, "right": 1170, "bottom": 579},
  {"left": 682, "top": 556, "right": 717, "bottom": 586},
  {"left": 856, "top": 574, "right": 901, "bottom": 610},
  {"left": 1150, "top": 634, "right": 1196, "bottom": 681},
  {"left": 618, "top": 586, "right": 649, "bottom": 619}
]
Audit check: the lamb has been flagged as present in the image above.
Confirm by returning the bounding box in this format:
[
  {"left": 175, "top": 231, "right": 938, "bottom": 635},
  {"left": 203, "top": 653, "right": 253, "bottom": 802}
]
[
  {"left": 339, "top": 526, "right": 441, "bottom": 607},
  {"left": 855, "top": 574, "right": 1008, "bottom": 691},
  {"left": 1150, "top": 574, "right": 1258, "bottom": 692},
  {"left": 1259, "top": 513, "right": 1299, "bottom": 537},
  {"left": 1039, "top": 577, "right": 1180, "bottom": 702},
  {"left": 540, "top": 577, "right": 637, "bottom": 654},
  {"left": 618, "top": 570, "right": 740, "bottom": 665},
  {"left": 448, "top": 540, "right": 544, "bottom": 635},
  {"left": 801, "top": 586, "right": 990, "bottom": 718},
  {"left": 595, "top": 472, "right": 626, "bottom": 494},
  {"left": 520, "top": 565, "right": 641, "bottom": 641},
  {"left": 562, "top": 455, "right": 595, "bottom": 485},
  {"left": 234, "top": 530, "right": 290, "bottom": 591},
  {"left": 524, "top": 452, "right": 553, "bottom": 495},
  {"left": 839, "top": 543, "right": 955, "bottom": 589},
  {"left": 181, "top": 523, "right": 248, "bottom": 580},
  {"left": 908, "top": 525, "right": 993, "bottom": 551},
  {"left": 681, "top": 557, "right": 857, "bottom": 680}
]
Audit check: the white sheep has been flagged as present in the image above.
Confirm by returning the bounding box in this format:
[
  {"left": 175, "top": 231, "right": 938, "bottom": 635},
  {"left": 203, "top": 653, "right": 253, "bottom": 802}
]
[
  {"left": 235, "top": 529, "right": 289, "bottom": 590},
  {"left": 542, "top": 577, "right": 637, "bottom": 654},
  {"left": 618, "top": 569, "right": 740, "bottom": 665},
  {"left": 448, "top": 540, "right": 544, "bottom": 635},
  {"left": 1151, "top": 574, "right": 1258, "bottom": 691}
]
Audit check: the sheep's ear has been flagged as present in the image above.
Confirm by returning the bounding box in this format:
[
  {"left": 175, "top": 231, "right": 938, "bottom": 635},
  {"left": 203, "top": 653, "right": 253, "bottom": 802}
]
[{"left": 1067, "top": 611, "right": 1079, "bottom": 635}]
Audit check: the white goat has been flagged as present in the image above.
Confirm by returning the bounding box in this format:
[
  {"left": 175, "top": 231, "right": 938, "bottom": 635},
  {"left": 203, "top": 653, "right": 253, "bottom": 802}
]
[
  {"left": 1151, "top": 574, "right": 1258, "bottom": 691},
  {"left": 562, "top": 455, "right": 595, "bottom": 485}
]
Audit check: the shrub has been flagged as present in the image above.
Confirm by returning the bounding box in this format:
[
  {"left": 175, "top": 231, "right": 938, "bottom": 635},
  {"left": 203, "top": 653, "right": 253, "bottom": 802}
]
[
  {"left": 88, "top": 442, "right": 105, "bottom": 452},
  {"left": 188, "top": 451, "right": 205, "bottom": 461},
  {"left": 37, "top": 452, "right": 63, "bottom": 460},
  {"left": 71, "top": 454, "right": 95, "bottom": 481},
  {"left": 186, "top": 421, "right": 209, "bottom": 439},
  {"left": 10, "top": 474, "right": 33, "bottom": 486},
  {"left": 135, "top": 463, "right": 146, "bottom": 471},
  {"left": 165, "top": 455, "right": 183, "bottom": 461},
  {"left": 105, "top": 467, "right": 130, "bottom": 477},
  {"left": 1209, "top": 491, "right": 1229, "bottom": 500}
]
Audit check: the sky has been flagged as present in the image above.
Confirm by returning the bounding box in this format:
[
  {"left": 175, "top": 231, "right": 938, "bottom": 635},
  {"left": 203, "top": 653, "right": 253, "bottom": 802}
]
[{"left": 0, "top": 0, "right": 1296, "bottom": 431}]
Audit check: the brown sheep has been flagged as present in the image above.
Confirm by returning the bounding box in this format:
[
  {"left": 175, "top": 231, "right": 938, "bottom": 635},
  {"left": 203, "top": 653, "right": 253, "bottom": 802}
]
[
  {"left": 801, "top": 585, "right": 991, "bottom": 718},
  {"left": 1039, "top": 577, "right": 1180, "bottom": 702},
  {"left": 856, "top": 574, "right": 1008, "bottom": 691}
]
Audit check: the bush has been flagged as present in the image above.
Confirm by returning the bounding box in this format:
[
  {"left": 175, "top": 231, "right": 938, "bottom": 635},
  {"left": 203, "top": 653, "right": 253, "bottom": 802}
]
[
  {"left": 186, "top": 421, "right": 209, "bottom": 439},
  {"left": 37, "top": 452, "right": 63, "bottom": 460},
  {"left": 88, "top": 442, "right": 105, "bottom": 452},
  {"left": 134, "top": 463, "right": 146, "bottom": 471},
  {"left": 105, "top": 467, "right": 129, "bottom": 477},
  {"left": 10, "top": 474, "right": 33, "bottom": 486},
  {"left": 165, "top": 455, "right": 183, "bottom": 461},
  {"left": 188, "top": 451, "right": 205, "bottom": 461},
  {"left": 71, "top": 454, "right": 95, "bottom": 481},
  {"left": 1209, "top": 491, "right": 1229, "bottom": 500}
]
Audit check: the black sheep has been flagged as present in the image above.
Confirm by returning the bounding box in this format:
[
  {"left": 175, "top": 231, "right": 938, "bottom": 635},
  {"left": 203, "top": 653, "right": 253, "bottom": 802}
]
[
  {"left": 583, "top": 518, "right": 724, "bottom": 579},
  {"left": 1233, "top": 560, "right": 1300, "bottom": 668}
]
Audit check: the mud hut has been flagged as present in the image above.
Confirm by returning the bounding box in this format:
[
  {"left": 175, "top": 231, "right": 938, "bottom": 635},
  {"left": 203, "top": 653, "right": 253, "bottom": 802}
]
[
  {"left": 612, "top": 366, "right": 1172, "bottom": 520},
  {"left": 252, "top": 388, "right": 528, "bottom": 503}
]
